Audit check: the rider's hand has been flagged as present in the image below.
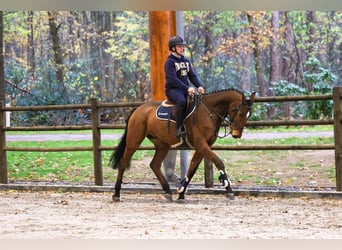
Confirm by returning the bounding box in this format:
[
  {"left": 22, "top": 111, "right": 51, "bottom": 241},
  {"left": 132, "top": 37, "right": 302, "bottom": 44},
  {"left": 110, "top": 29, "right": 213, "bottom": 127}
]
[
  {"left": 187, "top": 87, "right": 195, "bottom": 94},
  {"left": 198, "top": 87, "right": 205, "bottom": 94}
]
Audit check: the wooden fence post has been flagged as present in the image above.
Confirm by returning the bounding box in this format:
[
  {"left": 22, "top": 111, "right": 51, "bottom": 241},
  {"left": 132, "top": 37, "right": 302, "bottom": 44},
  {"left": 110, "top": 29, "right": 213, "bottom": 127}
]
[
  {"left": 91, "top": 98, "right": 103, "bottom": 186},
  {"left": 0, "top": 101, "right": 8, "bottom": 184},
  {"left": 0, "top": 12, "right": 7, "bottom": 184},
  {"left": 204, "top": 158, "right": 213, "bottom": 188},
  {"left": 333, "top": 87, "right": 342, "bottom": 191}
]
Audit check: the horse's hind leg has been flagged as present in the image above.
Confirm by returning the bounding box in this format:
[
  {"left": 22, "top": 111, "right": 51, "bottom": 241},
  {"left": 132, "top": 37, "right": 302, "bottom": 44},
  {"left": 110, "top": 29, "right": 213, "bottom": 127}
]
[
  {"left": 149, "top": 147, "right": 173, "bottom": 201},
  {"left": 113, "top": 147, "right": 137, "bottom": 202},
  {"left": 113, "top": 167, "right": 125, "bottom": 201}
]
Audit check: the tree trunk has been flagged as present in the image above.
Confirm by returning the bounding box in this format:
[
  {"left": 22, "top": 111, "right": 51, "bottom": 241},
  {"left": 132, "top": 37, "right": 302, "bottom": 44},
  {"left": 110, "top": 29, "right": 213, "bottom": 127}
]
[
  {"left": 27, "top": 11, "right": 35, "bottom": 79},
  {"left": 306, "top": 11, "right": 318, "bottom": 57},
  {"left": 247, "top": 13, "right": 265, "bottom": 97},
  {"left": 237, "top": 14, "right": 252, "bottom": 91},
  {"left": 80, "top": 11, "right": 94, "bottom": 99},
  {"left": 291, "top": 14, "right": 304, "bottom": 86},
  {"left": 282, "top": 11, "right": 305, "bottom": 118},
  {"left": 268, "top": 11, "right": 281, "bottom": 118},
  {"left": 269, "top": 11, "right": 280, "bottom": 85},
  {"left": 97, "top": 11, "right": 115, "bottom": 102},
  {"left": 202, "top": 13, "right": 214, "bottom": 86},
  {"left": 283, "top": 11, "right": 303, "bottom": 86},
  {"left": 66, "top": 12, "right": 77, "bottom": 64},
  {"left": 47, "top": 11, "right": 64, "bottom": 85}
]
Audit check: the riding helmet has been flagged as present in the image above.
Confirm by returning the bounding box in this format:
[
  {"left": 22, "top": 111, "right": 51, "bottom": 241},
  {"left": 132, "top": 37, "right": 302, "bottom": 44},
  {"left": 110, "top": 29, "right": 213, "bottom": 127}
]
[{"left": 168, "top": 36, "right": 187, "bottom": 51}]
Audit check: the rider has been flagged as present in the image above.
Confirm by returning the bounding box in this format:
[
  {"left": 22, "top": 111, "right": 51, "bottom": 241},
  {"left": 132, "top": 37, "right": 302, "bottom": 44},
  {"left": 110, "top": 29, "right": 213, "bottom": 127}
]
[{"left": 165, "top": 35, "right": 205, "bottom": 138}]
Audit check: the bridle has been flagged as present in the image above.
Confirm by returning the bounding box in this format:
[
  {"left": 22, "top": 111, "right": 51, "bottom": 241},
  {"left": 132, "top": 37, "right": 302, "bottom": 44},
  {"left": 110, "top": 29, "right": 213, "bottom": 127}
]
[{"left": 198, "top": 95, "right": 253, "bottom": 138}]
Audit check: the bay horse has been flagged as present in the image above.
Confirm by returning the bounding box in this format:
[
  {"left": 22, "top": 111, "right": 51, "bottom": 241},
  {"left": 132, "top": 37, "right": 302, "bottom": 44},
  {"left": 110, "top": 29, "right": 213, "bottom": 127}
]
[{"left": 110, "top": 88, "right": 256, "bottom": 202}]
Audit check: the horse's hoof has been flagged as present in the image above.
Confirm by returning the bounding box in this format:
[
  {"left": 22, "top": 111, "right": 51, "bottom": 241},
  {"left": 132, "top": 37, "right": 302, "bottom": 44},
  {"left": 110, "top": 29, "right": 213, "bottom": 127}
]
[
  {"left": 164, "top": 193, "right": 173, "bottom": 202},
  {"left": 112, "top": 195, "right": 121, "bottom": 202},
  {"left": 176, "top": 198, "right": 186, "bottom": 204},
  {"left": 226, "top": 192, "right": 235, "bottom": 200}
]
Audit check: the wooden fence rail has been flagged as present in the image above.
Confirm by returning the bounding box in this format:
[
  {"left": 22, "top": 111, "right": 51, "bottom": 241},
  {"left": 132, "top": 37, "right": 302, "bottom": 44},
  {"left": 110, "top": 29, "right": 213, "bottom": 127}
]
[{"left": 1, "top": 87, "right": 341, "bottom": 190}]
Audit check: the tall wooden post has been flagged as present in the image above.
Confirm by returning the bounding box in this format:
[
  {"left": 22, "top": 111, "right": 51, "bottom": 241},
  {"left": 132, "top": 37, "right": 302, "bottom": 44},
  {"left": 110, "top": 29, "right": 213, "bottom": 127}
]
[
  {"left": 0, "top": 102, "right": 7, "bottom": 184},
  {"left": 149, "top": 11, "right": 176, "bottom": 101},
  {"left": 0, "top": 12, "right": 7, "bottom": 184},
  {"left": 333, "top": 87, "right": 342, "bottom": 191},
  {"left": 91, "top": 98, "right": 103, "bottom": 186}
]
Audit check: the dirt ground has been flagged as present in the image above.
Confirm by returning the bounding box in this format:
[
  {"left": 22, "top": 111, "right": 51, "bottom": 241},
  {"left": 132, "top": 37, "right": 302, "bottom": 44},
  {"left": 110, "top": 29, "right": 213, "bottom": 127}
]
[
  {"left": 0, "top": 190, "right": 341, "bottom": 239},
  {"left": 1, "top": 148, "right": 339, "bottom": 239},
  {"left": 0, "top": 147, "right": 342, "bottom": 239},
  {"left": 2, "top": 131, "right": 340, "bottom": 239}
]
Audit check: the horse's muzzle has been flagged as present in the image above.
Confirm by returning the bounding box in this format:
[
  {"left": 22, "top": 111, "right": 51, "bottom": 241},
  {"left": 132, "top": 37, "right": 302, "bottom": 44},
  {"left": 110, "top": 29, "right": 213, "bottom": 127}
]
[{"left": 231, "top": 130, "right": 242, "bottom": 138}]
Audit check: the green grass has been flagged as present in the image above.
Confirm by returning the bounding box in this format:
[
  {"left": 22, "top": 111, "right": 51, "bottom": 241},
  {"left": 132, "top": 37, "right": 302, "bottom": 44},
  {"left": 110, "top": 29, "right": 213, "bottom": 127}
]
[
  {"left": 246, "top": 125, "right": 333, "bottom": 133},
  {"left": 215, "top": 136, "right": 333, "bottom": 146},
  {"left": 5, "top": 125, "right": 333, "bottom": 135},
  {"left": 5, "top": 129, "right": 124, "bottom": 135},
  {"left": 5, "top": 129, "right": 335, "bottom": 186}
]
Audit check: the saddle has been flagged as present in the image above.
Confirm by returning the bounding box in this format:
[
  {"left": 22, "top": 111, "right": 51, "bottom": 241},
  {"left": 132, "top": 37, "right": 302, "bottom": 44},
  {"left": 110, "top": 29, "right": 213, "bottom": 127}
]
[
  {"left": 155, "top": 96, "right": 196, "bottom": 122},
  {"left": 155, "top": 94, "right": 202, "bottom": 149}
]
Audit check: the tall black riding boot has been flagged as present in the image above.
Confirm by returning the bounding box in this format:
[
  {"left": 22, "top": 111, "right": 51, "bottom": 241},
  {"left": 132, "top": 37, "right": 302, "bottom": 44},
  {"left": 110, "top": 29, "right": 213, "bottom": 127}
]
[{"left": 175, "top": 105, "right": 186, "bottom": 138}]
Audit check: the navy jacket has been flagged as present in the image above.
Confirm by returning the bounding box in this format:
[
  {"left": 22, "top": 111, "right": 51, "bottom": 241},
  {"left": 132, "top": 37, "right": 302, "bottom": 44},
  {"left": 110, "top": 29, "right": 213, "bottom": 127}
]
[{"left": 164, "top": 54, "right": 203, "bottom": 94}]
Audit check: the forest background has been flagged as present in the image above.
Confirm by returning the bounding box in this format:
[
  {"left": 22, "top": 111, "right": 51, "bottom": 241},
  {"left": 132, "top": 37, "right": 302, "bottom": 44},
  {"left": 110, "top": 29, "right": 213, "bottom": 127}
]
[{"left": 1, "top": 11, "right": 341, "bottom": 126}]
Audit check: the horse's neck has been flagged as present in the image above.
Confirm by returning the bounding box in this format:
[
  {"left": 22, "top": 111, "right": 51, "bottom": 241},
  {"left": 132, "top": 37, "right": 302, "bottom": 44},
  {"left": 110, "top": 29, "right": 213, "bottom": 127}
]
[{"left": 203, "top": 91, "right": 242, "bottom": 113}]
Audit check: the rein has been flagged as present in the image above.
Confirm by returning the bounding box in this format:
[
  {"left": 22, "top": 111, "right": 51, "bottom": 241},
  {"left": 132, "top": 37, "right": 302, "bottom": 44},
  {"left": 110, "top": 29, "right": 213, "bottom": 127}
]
[{"left": 198, "top": 97, "right": 231, "bottom": 138}]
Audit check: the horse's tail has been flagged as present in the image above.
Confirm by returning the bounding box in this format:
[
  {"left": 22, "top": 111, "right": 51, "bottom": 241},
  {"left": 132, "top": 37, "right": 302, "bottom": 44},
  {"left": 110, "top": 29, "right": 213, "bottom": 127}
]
[{"left": 109, "top": 109, "right": 136, "bottom": 169}]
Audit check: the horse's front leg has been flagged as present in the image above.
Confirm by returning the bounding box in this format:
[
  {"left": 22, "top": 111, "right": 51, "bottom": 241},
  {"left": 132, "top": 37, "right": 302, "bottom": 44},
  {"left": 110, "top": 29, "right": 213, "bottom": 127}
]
[
  {"left": 218, "top": 170, "right": 234, "bottom": 199},
  {"left": 198, "top": 145, "right": 235, "bottom": 199},
  {"left": 177, "top": 152, "right": 203, "bottom": 201}
]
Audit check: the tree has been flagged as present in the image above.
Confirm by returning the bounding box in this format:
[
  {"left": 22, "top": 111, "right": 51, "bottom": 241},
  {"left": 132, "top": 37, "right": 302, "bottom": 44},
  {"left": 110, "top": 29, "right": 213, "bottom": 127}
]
[
  {"left": 269, "top": 11, "right": 280, "bottom": 86},
  {"left": 247, "top": 12, "right": 267, "bottom": 97},
  {"left": 27, "top": 11, "right": 35, "bottom": 79},
  {"left": 282, "top": 11, "right": 301, "bottom": 85},
  {"left": 47, "top": 11, "right": 64, "bottom": 85},
  {"left": 268, "top": 11, "right": 281, "bottom": 118},
  {"left": 1, "top": 11, "right": 340, "bottom": 125}
]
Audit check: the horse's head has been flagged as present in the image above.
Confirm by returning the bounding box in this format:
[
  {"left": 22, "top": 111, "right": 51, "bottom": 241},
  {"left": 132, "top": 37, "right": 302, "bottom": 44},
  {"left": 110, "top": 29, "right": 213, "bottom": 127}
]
[{"left": 229, "top": 92, "right": 256, "bottom": 138}]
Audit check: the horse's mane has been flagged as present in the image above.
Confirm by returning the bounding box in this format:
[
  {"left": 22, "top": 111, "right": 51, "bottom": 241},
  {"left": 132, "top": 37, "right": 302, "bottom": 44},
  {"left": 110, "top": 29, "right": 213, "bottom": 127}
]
[{"left": 203, "top": 88, "right": 244, "bottom": 96}]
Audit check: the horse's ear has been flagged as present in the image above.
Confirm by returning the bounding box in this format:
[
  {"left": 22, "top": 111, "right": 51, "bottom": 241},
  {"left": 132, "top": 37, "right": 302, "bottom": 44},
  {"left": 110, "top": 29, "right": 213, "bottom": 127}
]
[
  {"left": 247, "top": 92, "right": 256, "bottom": 106},
  {"left": 249, "top": 92, "right": 256, "bottom": 105}
]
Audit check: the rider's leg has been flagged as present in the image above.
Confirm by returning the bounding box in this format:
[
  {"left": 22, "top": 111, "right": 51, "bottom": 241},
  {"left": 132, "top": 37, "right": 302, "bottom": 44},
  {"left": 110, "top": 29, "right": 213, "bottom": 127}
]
[
  {"left": 166, "top": 89, "right": 187, "bottom": 138},
  {"left": 175, "top": 104, "right": 186, "bottom": 138}
]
